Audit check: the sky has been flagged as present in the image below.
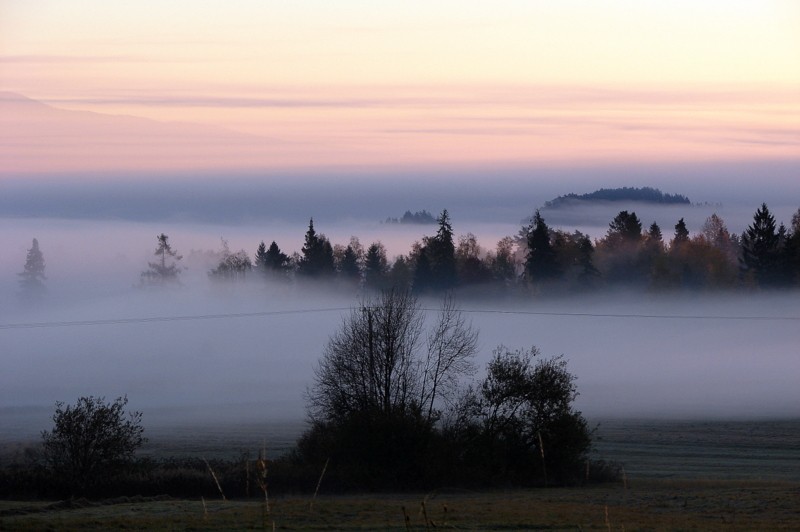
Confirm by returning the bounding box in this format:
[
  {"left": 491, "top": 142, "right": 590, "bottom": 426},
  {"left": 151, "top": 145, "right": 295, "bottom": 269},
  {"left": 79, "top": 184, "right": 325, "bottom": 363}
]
[{"left": 1, "top": 0, "right": 799, "bottom": 175}]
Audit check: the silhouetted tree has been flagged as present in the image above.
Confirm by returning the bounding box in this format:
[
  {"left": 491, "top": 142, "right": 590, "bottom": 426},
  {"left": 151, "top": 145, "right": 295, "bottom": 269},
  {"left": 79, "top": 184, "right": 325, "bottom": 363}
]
[
  {"left": 672, "top": 218, "right": 690, "bottom": 249},
  {"left": 576, "top": 233, "right": 600, "bottom": 287},
  {"left": 299, "top": 219, "right": 335, "bottom": 277},
  {"left": 388, "top": 255, "right": 413, "bottom": 291},
  {"left": 456, "top": 233, "right": 492, "bottom": 286},
  {"left": 606, "top": 210, "right": 642, "bottom": 248},
  {"left": 18, "top": 237, "right": 46, "bottom": 299},
  {"left": 140, "top": 233, "right": 183, "bottom": 286},
  {"left": 426, "top": 210, "right": 457, "bottom": 290},
  {"left": 451, "top": 346, "right": 591, "bottom": 485},
  {"left": 42, "top": 396, "right": 146, "bottom": 496},
  {"left": 412, "top": 244, "right": 434, "bottom": 294},
  {"left": 784, "top": 208, "right": 800, "bottom": 284},
  {"left": 337, "top": 244, "right": 362, "bottom": 283},
  {"left": 524, "top": 211, "right": 559, "bottom": 284},
  {"left": 364, "top": 242, "right": 388, "bottom": 290},
  {"left": 256, "top": 240, "right": 290, "bottom": 277},
  {"left": 741, "top": 203, "right": 781, "bottom": 286},
  {"left": 301, "top": 290, "right": 478, "bottom": 489},
  {"left": 490, "top": 236, "right": 518, "bottom": 286},
  {"left": 596, "top": 211, "right": 644, "bottom": 284}
]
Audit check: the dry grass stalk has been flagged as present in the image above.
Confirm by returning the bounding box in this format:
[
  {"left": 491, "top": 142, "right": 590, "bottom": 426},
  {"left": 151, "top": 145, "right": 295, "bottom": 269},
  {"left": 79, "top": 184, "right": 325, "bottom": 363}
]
[
  {"left": 309, "top": 457, "right": 329, "bottom": 511},
  {"left": 538, "top": 430, "right": 548, "bottom": 487},
  {"left": 201, "top": 496, "right": 208, "bottom": 520},
  {"left": 604, "top": 504, "right": 611, "bottom": 531},
  {"left": 420, "top": 500, "right": 430, "bottom": 530},
  {"left": 203, "top": 458, "right": 227, "bottom": 501},
  {"left": 256, "top": 446, "right": 270, "bottom": 513},
  {"left": 402, "top": 505, "right": 411, "bottom": 531}
]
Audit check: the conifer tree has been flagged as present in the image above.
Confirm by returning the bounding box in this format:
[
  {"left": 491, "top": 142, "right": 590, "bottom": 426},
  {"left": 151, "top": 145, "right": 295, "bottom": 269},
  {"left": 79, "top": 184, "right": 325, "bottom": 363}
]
[
  {"left": 140, "top": 234, "right": 182, "bottom": 286},
  {"left": 426, "top": 210, "right": 457, "bottom": 290},
  {"left": 364, "top": 242, "right": 389, "bottom": 289},
  {"left": 672, "top": 218, "right": 690, "bottom": 249},
  {"left": 524, "top": 210, "right": 560, "bottom": 284},
  {"left": 299, "top": 219, "right": 335, "bottom": 277},
  {"left": 19, "top": 238, "right": 46, "bottom": 298},
  {"left": 741, "top": 203, "right": 780, "bottom": 286}
]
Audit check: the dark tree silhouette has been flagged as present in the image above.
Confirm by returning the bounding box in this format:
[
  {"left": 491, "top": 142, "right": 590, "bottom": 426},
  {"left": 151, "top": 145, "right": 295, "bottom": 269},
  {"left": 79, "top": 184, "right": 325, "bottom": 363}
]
[
  {"left": 41, "top": 396, "right": 146, "bottom": 496},
  {"left": 299, "top": 219, "right": 335, "bottom": 277},
  {"left": 672, "top": 218, "right": 690, "bottom": 249},
  {"left": 606, "top": 210, "right": 643, "bottom": 247},
  {"left": 426, "top": 210, "right": 457, "bottom": 290},
  {"left": 364, "top": 242, "right": 388, "bottom": 289},
  {"left": 741, "top": 203, "right": 781, "bottom": 286},
  {"left": 524, "top": 210, "right": 559, "bottom": 284}
]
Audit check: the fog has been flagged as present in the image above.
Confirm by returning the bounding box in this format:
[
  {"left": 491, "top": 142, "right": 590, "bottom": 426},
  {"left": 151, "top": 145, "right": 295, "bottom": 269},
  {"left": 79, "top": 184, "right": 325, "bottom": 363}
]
[{"left": 2, "top": 172, "right": 799, "bottom": 441}]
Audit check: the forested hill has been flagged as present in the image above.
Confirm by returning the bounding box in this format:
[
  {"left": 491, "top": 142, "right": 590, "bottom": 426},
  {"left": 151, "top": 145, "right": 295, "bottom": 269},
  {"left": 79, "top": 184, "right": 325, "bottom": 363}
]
[{"left": 544, "top": 187, "right": 690, "bottom": 208}]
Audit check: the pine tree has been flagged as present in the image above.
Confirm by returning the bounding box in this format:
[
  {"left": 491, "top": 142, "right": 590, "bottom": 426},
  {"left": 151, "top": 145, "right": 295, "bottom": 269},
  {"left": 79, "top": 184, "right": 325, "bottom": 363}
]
[
  {"left": 672, "top": 218, "right": 690, "bottom": 249},
  {"left": 18, "top": 238, "right": 46, "bottom": 298},
  {"left": 524, "top": 210, "right": 560, "bottom": 284},
  {"left": 606, "top": 211, "right": 642, "bottom": 248},
  {"left": 741, "top": 203, "right": 780, "bottom": 286},
  {"left": 338, "top": 245, "right": 362, "bottom": 282},
  {"left": 426, "top": 209, "right": 457, "bottom": 290},
  {"left": 364, "top": 242, "right": 389, "bottom": 289},
  {"left": 299, "top": 219, "right": 335, "bottom": 277},
  {"left": 140, "top": 234, "right": 182, "bottom": 286}
]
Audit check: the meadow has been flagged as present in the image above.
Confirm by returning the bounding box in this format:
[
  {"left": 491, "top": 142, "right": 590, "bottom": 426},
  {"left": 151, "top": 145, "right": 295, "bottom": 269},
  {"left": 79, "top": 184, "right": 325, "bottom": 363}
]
[{"left": 4, "top": 418, "right": 798, "bottom": 529}]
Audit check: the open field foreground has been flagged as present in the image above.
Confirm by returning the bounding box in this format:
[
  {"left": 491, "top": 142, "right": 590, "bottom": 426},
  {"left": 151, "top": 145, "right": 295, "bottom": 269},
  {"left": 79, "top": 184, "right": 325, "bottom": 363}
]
[{"left": 2, "top": 480, "right": 799, "bottom": 531}]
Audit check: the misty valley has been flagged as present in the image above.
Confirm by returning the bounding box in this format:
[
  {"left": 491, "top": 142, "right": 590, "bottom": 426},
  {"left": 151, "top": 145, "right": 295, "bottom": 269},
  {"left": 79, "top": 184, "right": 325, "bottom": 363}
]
[{"left": 1, "top": 186, "right": 799, "bottom": 505}]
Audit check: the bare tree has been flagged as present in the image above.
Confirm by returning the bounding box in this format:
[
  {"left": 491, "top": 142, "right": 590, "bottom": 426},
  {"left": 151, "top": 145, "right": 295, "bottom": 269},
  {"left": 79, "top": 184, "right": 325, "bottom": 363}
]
[
  {"left": 421, "top": 294, "right": 478, "bottom": 418},
  {"left": 308, "top": 289, "right": 477, "bottom": 425}
]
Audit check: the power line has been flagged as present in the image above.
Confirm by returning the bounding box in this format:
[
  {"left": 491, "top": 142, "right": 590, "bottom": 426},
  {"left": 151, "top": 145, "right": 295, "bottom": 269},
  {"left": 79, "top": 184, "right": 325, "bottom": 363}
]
[{"left": 1, "top": 306, "right": 797, "bottom": 331}]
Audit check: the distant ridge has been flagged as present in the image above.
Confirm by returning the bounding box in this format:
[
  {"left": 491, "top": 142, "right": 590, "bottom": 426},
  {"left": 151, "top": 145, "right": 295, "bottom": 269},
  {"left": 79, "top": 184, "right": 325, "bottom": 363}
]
[{"left": 544, "top": 186, "right": 690, "bottom": 208}]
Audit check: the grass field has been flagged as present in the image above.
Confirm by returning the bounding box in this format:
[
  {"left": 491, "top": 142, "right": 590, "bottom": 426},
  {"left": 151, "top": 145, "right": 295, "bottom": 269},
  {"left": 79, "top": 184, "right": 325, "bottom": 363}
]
[{"left": 2, "top": 479, "right": 799, "bottom": 530}]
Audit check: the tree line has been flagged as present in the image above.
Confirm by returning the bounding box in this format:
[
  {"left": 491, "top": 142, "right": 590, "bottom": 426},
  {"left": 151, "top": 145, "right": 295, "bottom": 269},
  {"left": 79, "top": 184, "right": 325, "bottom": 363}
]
[{"left": 17, "top": 203, "right": 800, "bottom": 299}]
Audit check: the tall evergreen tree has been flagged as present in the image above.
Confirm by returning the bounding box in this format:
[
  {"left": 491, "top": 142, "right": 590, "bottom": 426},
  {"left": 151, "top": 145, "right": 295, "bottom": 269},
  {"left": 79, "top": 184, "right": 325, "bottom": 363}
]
[
  {"left": 338, "top": 245, "right": 362, "bottom": 282},
  {"left": 264, "top": 240, "right": 291, "bottom": 273},
  {"left": 576, "top": 233, "right": 599, "bottom": 287},
  {"left": 140, "top": 234, "right": 182, "bottom": 286},
  {"left": 254, "top": 241, "right": 269, "bottom": 271},
  {"left": 364, "top": 242, "right": 389, "bottom": 289},
  {"left": 426, "top": 210, "right": 457, "bottom": 290},
  {"left": 672, "top": 218, "right": 690, "bottom": 249},
  {"left": 18, "top": 237, "right": 46, "bottom": 298},
  {"left": 524, "top": 210, "right": 559, "bottom": 283},
  {"left": 741, "top": 203, "right": 780, "bottom": 286},
  {"left": 606, "top": 210, "right": 642, "bottom": 248},
  {"left": 299, "top": 219, "right": 334, "bottom": 277}
]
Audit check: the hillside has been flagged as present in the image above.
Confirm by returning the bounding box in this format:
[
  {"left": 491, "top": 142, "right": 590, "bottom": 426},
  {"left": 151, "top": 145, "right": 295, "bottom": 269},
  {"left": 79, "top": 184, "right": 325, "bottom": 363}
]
[{"left": 544, "top": 187, "right": 690, "bottom": 208}]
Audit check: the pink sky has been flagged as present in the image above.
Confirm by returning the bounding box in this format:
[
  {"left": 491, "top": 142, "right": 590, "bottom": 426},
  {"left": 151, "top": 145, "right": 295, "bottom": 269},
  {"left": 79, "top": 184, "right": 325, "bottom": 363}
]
[{"left": 1, "top": 1, "right": 798, "bottom": 176}]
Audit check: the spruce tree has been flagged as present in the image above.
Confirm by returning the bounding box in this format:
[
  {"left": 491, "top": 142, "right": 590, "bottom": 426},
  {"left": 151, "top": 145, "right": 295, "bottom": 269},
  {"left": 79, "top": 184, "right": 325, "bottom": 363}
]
[
  {"left": 426, "top": 210, "right": 457, "bottom": 290},
  {"left": 19, "top": 238, "right": 46, "bottom": 298},
  {"left": 524, "top": 210, "right": 560, "bottom": 284},
  {"left": 741, "top": 203, "right": 780, "bottom": 286},
  {"left": 672, "top": 218, "right": 690, "bottom": 249},
  {"left": 140, "top": 234, "right": 182, "bottom": 286}
]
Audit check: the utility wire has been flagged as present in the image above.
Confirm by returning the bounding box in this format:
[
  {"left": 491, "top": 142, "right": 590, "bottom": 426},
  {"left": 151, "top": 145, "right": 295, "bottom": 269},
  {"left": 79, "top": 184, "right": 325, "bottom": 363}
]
[{"left": 1, "top": 306, "right": 797, "bottom": 330}]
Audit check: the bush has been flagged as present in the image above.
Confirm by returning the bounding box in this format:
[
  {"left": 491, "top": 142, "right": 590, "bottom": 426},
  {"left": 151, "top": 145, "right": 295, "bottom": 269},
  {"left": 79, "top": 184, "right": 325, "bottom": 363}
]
[{"left": 41, "top": 396, "right": 146, "bottom": 497}]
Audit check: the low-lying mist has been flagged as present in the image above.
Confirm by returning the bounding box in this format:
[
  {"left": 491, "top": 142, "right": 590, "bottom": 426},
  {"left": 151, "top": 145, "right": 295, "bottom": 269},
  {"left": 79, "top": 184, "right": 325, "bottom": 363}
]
[
  {"left": 2, "top": 176, "right": 799, "bottom": 440},
  {"left": 2, "top": 247, "right": 798, "bottom": 441}
]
